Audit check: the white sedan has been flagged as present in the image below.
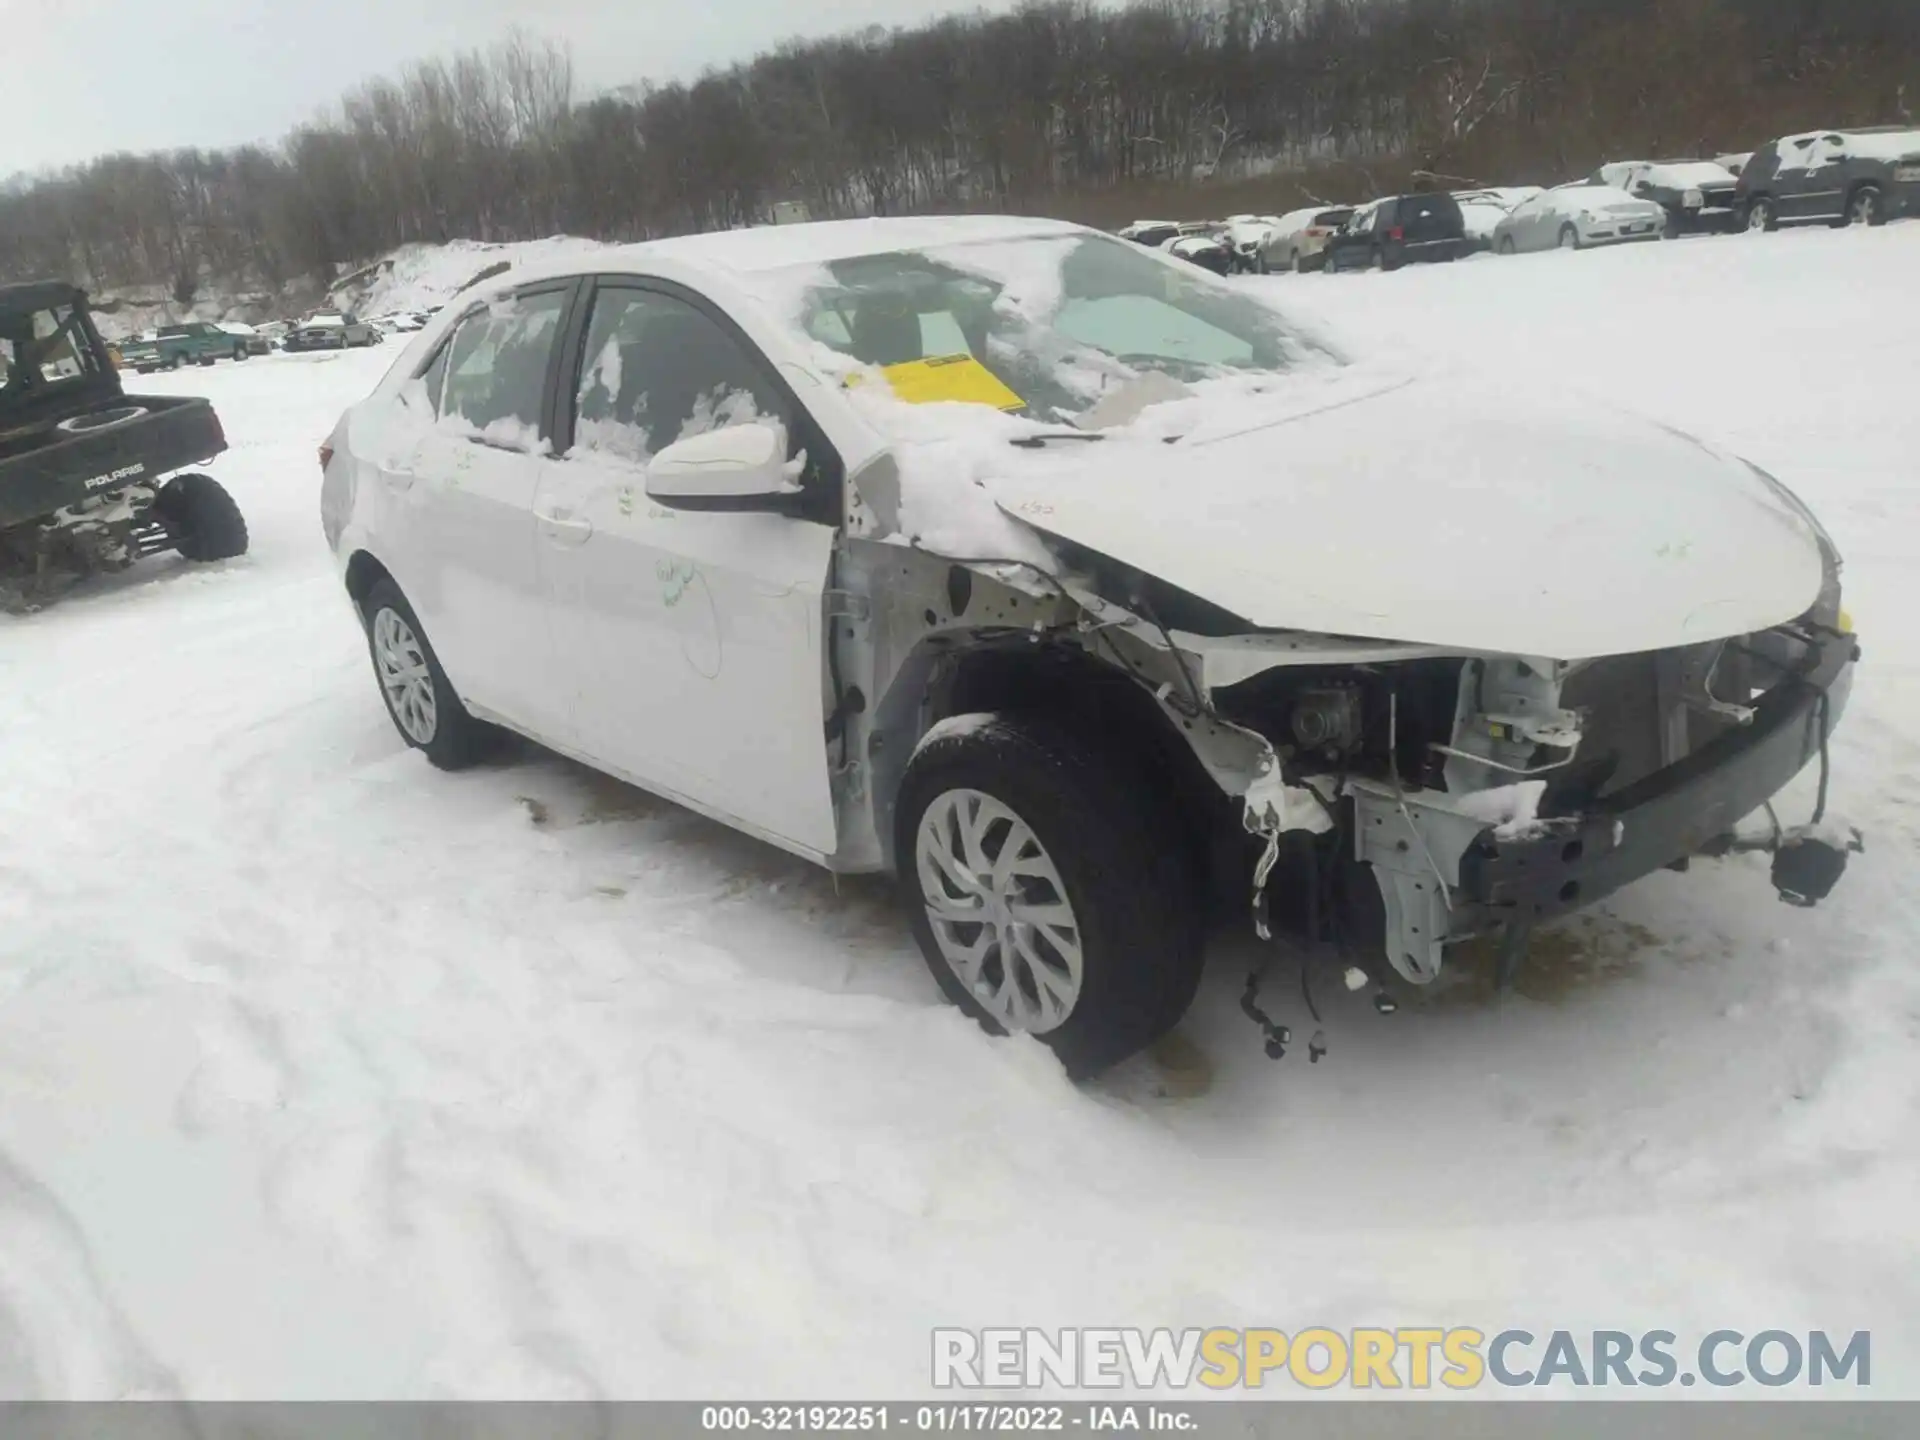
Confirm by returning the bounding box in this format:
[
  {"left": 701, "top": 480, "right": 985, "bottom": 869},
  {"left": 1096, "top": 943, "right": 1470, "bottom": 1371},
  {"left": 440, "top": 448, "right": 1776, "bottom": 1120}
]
[
  {"left": 320, "top": 214, "right": 1856, "bottom": 1075},
  {"left": 1493, "top": 183, "right": 1667, "bottom": 253}
]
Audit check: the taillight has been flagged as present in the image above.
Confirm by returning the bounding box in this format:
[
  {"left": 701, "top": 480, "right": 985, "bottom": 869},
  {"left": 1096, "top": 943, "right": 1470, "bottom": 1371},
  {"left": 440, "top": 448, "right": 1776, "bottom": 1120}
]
[
  {"left": 319, "top": 442, "right": 334, "bottom": 474},
  {"left": 1388, "top": 226, "right": 1405, "bottom": 241}
]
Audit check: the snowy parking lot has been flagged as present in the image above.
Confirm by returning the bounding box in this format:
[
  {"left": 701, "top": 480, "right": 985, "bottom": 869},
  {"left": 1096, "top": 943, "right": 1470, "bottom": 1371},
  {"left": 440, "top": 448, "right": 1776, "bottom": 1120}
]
[{"left": 2, "top": 226, "right": 1917, "bottom": 1399}]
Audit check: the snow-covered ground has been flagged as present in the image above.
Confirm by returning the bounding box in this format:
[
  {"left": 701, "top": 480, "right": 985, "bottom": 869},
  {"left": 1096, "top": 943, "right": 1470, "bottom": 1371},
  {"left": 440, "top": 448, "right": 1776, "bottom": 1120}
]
[{"left": 2, "top": 228, "right": 1917, "bottom": 1400}]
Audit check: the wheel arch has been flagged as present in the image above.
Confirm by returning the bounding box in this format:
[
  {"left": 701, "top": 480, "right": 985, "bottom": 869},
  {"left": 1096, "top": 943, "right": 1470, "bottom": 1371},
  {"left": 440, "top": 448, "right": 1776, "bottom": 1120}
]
[
  {"left": 867, "top": 636, "right": 1229, "bottom": 882},
  {"left": 343, "top": 548, "right": 396, "bottom": 624}
]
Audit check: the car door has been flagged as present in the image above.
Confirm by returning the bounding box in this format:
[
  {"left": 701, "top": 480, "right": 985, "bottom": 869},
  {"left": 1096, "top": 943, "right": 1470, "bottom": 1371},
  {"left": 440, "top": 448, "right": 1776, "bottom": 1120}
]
[
  {"left": 528, "top": 278, "right": 841, "bottom": 857},
  {"left": 1771, "top": 135, "right": 1821, "bottom": 219},
  {"left": 1796, "top": 134, "right": 1850, "bottom": 220},
  {"left": 1330, "top": 205, "right": 1373, "bottom": 269},
  {"left": 1507, "top": 193, "right": 1548, "bottom": 250},
  {"left": 386, "top": 282, "right": 578, "bottom": 740}
]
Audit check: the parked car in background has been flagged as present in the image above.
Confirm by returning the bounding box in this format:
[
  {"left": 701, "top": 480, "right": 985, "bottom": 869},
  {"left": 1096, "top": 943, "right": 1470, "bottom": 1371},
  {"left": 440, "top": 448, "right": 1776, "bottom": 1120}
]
[
  {"left": 1592, "top": 160, "right": 1742, "bottom": 235},
  {"left": 1714, "top": 152, "right": 1754, "bottom": 179},
  {"left": 1323, "top": 193, "right": 1470, "bottom": 271},
  {"left": 118, "top": 320, "right": 254, "bottom": 373},
  {"left": 1221, "top": 214, "right": 1282, "bottom": 272},
  {"left": 1257, "top": 206, "right": 1356, "bottom": 272},
  {"left": 1118, "top": 220, "right": 1181, "bottom": 249},
  {"left": 254, "top": 320, "right": 292, "bottom": 348},
  {"left": 1167, "top": 230, "right": 1234, "bottom": 275},
  {"left": 1493, "top": 183, "right": 1665, "bottom": 253},
  {"left": 1454, "top": 187, "right": 1544, "bottom": 251},
  {"left": 217, "top": 321, "right": 273, "bottom": 356},
  {"left": 285, "top": 312, "right": 383, "bottom": 352},
  {"left": 1737, "top": 127, "right": 1920, "bottom": 230}
]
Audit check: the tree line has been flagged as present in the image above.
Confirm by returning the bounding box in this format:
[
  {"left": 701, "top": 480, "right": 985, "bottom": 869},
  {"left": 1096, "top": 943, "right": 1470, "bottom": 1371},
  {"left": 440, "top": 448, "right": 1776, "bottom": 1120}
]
[{"left": 2, "top": 0, "right": 1915, "bottom": 302}]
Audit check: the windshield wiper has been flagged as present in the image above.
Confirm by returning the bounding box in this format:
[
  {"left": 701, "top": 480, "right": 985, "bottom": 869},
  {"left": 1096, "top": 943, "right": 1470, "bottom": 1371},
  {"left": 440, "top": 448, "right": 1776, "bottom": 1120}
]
[{"left": 1009, "top": 432, "right": 1106, "bottom": 448}]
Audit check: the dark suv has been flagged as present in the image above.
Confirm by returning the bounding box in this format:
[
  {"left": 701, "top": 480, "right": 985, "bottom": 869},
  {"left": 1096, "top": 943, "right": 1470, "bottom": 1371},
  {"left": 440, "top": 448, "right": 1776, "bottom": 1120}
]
[
  {"left": 1737, "top": 127, "right": 1920, "bottom": 231},
  {"left": 1323, "top": 193, "right": 1470, "bottom": 271}
]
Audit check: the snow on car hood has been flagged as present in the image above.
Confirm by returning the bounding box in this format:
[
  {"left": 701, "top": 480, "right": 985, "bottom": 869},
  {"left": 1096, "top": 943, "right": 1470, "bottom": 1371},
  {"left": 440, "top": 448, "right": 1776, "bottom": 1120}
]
[{"left": 982, "top": 371, "right": 1826, "bottom": 659}]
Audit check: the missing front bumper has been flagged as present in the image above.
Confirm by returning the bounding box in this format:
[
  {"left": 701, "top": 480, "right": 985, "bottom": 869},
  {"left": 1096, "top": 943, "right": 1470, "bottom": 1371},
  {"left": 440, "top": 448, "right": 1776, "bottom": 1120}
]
[{"left": 1357, "top": 628, "right": 1858, "bottom": 983}]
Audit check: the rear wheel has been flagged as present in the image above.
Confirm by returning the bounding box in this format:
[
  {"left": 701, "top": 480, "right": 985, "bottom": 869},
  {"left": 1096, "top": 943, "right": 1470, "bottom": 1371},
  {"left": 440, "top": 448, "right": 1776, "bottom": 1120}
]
[
  {"left": 362, "top": 579, "right": 496, "bottom": 770},
  {"left": 896, "top": 715, "right": 1204, "bottom": 1077},
  {"left": 169, "top": 353, "right": 185, "bottom": 370},
  {"left": 233, "top": 344, "right": 249, "bottom": 361},
  {"left": 1845, "top": 186, "right": 1884, "bottom": 228},
  {"left": 154, "top": 472, "right": 249, "bottom": 562},
  {"left": 1745, "top": 197, "right": 1777, "bottom": 232}
]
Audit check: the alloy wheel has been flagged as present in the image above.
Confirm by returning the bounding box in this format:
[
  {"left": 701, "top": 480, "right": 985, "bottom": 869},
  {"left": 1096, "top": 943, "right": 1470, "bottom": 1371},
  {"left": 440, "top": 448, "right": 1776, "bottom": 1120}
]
[
  {"left": 372, "top": 607, "right": 439, "bottom": 745},
  {"left": 914, "top": 787, "right": 1085, "bottom": 1035}
]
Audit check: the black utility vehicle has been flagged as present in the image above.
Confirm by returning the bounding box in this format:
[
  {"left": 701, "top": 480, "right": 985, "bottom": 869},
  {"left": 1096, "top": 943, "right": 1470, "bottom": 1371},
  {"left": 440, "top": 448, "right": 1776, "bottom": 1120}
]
[
  {"left": 1, "top": 281, "right": 248, "bottom": 611},
  {"left": 1737, "top": 127, "right": 1920, "bottom": 230},
  {"left": 1323, "top": 193, "right": 1470, "bottom": 271}
]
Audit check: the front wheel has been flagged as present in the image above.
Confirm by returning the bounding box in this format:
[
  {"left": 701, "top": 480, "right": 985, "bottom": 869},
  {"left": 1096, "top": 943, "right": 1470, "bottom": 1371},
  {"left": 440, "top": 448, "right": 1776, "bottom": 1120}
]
[
  {"left": 154, "top": 472, "right": 249, "bottom": 562},
  {"left": 1497, "top": 235, "right": 1516, "bottom": 255},
  {"left": 1745, "top": 197, "right": 1776, "bottom": 232},
  {"left": 1558, "top": 225, "right": 1581, "bottom": 251},
  {"left": 895, "top": 715, "right": 1204, "bottom": 1077},
  {"left": 362, "top": 580, "right": 496, "bottom": 770}
]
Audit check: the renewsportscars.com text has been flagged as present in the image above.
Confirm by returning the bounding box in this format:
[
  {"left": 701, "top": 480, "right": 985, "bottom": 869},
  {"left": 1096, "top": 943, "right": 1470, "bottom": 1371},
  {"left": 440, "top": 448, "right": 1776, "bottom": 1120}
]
[{"left": 932, "top": 1327, "right": 1871, "bottom": 1391}]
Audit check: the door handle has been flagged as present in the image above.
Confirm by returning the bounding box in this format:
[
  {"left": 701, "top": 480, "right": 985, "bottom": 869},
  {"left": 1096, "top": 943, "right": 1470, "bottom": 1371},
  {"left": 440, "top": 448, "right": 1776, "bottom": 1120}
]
[{"left": 535, "top": 508, "right": 594, "bottom": 544}]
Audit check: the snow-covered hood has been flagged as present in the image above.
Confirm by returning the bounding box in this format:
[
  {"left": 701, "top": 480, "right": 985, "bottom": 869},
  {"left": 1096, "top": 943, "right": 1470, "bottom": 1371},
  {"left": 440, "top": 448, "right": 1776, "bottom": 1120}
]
[{"left": 983, "top": 372, "right": 1826, "bottom": 659}]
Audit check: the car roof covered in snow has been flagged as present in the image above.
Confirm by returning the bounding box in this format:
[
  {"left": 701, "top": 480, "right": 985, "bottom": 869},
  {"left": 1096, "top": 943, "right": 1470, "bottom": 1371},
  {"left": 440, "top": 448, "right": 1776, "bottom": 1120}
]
[{"left": 507, "top": 215, "right": 1090, "bottom": 290}]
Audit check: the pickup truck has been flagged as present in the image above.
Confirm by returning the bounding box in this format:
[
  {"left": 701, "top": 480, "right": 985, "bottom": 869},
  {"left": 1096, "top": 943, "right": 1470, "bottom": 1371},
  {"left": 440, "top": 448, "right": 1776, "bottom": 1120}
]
[{"left": 119, "top": 320, "right": 256, "bottom": 372}]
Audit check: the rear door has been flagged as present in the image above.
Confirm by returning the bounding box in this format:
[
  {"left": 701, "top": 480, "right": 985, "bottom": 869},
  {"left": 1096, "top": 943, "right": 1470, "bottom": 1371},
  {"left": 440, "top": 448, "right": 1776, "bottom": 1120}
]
[
  {"left": 1771, "top": 135, "right": 1822, "bottom": 219},
  {"left": 390, "top": 282, "right": 579, "bottom": 739},
  {"left": 529, "top": 278, "right": 842, "bottom": 856},
  {"left": 1795, "top": 134, "right": 1851, "bottom": 221}
]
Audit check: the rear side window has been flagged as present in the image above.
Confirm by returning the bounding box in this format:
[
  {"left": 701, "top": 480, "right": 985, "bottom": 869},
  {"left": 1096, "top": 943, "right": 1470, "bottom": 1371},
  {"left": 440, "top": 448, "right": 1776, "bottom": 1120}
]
[
  {"left": 1315, "top": 209, "right": 1352, "bottom": 227},
  {"left": 435, "top": 290, "right": 568, "bottom": 445}
]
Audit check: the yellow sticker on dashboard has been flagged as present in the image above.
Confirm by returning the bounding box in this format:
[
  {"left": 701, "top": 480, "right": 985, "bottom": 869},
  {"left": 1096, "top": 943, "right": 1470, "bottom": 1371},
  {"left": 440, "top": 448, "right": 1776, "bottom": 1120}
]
[{"left": 870, "top": 354, "right": 1025, "bottom": 412}]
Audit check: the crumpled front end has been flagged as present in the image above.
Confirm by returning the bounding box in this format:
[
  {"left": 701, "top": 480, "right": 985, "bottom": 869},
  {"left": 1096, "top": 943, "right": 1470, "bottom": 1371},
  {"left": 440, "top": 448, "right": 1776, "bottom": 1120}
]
[{"left": 1067, "top": 570, "right": 1861, "bottom": 988}]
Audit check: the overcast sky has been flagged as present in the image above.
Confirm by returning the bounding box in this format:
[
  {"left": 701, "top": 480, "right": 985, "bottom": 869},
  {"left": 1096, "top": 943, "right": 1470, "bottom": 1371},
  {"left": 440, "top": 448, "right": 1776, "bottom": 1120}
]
[{"left": 3, "top": 0, "right": 1006, "bottom": 176}]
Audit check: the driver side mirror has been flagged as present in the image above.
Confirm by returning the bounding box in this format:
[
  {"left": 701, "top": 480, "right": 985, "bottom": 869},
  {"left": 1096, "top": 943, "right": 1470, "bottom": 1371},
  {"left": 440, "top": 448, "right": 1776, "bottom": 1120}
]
[{"left": 645, "top": 420, "right": 802, "bottom": 512}]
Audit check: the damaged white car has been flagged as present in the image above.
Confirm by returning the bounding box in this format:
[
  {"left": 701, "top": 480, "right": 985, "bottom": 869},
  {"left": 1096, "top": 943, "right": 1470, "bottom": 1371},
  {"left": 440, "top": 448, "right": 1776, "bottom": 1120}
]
[{"left": 321, "top": 216, "right": 1861, "bottom": 1076}]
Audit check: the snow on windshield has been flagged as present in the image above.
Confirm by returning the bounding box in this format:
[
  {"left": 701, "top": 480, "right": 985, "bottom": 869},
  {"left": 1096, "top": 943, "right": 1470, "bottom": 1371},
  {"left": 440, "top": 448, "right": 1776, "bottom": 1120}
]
[
  {"left": 738, "top": 234, "right": 1346, "bottom": 563},
  {"left": 754, "top": 233, "right": 1332, "bottom": 428}
]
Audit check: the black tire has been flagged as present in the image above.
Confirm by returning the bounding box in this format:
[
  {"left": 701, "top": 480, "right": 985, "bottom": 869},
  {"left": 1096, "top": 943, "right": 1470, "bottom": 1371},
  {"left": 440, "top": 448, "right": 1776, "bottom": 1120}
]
[
  {"left": 169, "top": 353, "right": 185, "bottom": 371},
  {"left": 155, "top": 472, "right": 249, "bottom": 562},
  {"left": 1744, "top": 197, "right": 1777, "bottom": 233},
  {"left": 199, "top": 354, "right": 217, "bottom": 367},
  {"left": 233, "top": 345, "right": 248, "bottom": 361},
  {"left": 361, "top": 579, "right": 497, "bottom": 770},
  {"left": 1558, "top": 224, "right": 1582, "bottom": 251},
  {"left": 895, "top": 714, "right": 1204, "bottom": 1077}
]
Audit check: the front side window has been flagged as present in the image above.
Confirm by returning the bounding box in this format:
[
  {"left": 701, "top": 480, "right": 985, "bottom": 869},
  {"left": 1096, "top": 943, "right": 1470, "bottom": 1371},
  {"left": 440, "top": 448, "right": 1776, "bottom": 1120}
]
[
  {"left": 772, "top": 233, "right": 1326, "bottom": 424},
  {"left": 571, "top": 287, "right": 787, "bottom": 465},
  {"left": 436, "top": 289, "right": 568, "bottom": 446}
]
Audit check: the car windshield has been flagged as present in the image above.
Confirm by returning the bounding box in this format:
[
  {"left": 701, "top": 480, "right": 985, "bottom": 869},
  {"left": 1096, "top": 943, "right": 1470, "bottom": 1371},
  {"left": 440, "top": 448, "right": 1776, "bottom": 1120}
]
[{"left": 776, "top": 232, "right": 1328, "bottom": 423}]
